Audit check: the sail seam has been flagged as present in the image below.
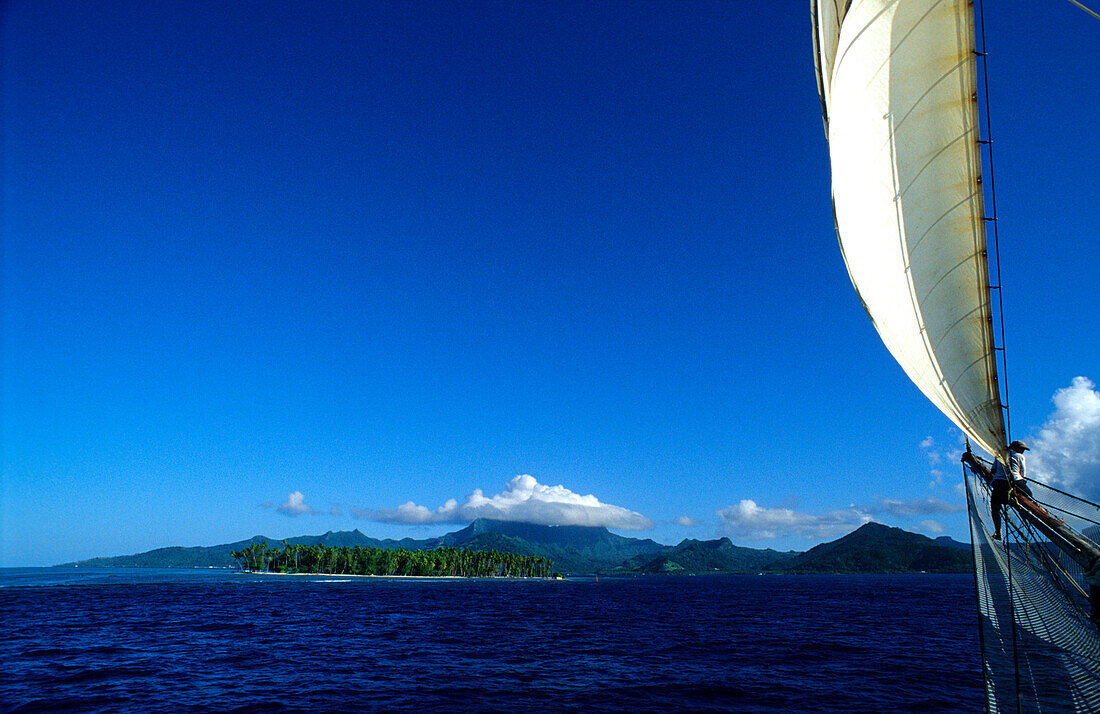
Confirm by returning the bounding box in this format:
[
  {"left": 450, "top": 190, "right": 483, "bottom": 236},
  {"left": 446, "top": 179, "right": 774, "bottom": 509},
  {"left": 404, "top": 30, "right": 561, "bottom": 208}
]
[
  {"left": 917, "top": 254, "right": 980, "bottom": 304},
  {"left": 863, "top": 0, "right": 942, "bottom": 105},
  {"left": 951, "top": 352, "right": 994, "bottom": 390},
  {"left": 832, "top": 0, "right": 897, "bottom": 91},
  {"left": 893, "top": 129, "right": 976, "bottom": 218},
  {"left": 929, "top": 303, "right": 983, "bottom": 351},
  {"left": 904, "top": 191, "right": 977, "bottom": 256},
  {"left": 888, "top": 56, "right": 971, "bottom": 137},
  {"left": 887, "top": 110, "right": 976, "bottom": 442}
]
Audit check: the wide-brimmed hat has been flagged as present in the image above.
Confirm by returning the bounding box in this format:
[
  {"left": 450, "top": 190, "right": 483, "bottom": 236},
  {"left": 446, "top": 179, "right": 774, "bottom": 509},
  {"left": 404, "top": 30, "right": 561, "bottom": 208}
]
[{"left": 1009, "top": 440, "right": 1030, "bottom": 452}]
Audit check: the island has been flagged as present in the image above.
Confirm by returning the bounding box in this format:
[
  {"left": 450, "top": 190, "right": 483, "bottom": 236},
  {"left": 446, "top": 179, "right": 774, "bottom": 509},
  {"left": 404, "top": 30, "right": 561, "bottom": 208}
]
[
  {"left": 64, "top": 520, "right": 972, "bottom": 575},
  {"left": 231, "top": 541, "right": 556, "bottom": 578}
]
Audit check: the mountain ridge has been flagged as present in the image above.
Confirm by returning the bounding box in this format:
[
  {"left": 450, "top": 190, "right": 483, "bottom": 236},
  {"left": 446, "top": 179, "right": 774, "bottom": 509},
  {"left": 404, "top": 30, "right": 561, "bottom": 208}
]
[
  {"left": 60, "top": 519, "right": 972, "bottom": 574},
  {"left": 768, "top": 522, "right": 971, "bottom": 574}
]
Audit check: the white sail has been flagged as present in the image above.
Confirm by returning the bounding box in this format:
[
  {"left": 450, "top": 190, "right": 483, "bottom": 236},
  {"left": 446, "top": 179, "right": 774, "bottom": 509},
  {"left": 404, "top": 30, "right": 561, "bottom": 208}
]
[
  {"left": 813, "top": 0, "right": 1007, "bottom": 458},
  {"left": 814, "top": 3, "right": 1100, "bottom": 711}
]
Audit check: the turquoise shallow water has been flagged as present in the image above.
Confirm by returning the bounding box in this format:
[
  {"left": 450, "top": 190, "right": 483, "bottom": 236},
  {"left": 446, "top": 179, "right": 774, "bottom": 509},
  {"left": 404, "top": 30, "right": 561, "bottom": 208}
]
[{"left": 1, "top": 569, "right": 982, "bottom": 712}]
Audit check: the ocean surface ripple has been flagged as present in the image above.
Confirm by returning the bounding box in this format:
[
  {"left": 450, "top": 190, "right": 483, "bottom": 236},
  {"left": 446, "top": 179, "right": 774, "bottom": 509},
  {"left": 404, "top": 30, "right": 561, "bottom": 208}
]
[{"left": 1, "top": 570, "right": 982, "bottom": 712}]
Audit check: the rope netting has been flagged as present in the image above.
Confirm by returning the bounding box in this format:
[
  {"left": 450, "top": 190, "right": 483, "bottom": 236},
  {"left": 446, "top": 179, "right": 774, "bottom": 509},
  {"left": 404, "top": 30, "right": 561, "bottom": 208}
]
[{"left": 966, "top": 462, "right": 1100, "bottom": 712}]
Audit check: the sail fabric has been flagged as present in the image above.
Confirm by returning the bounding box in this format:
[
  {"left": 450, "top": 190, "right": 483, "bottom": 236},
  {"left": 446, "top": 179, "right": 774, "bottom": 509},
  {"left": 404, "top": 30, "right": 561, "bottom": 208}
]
[
  {"left": 812, "top": 0, "right": 1008, "bottom": 458},
  {"left": 810, "top": 0, "right": 850, "bottom": 131}
]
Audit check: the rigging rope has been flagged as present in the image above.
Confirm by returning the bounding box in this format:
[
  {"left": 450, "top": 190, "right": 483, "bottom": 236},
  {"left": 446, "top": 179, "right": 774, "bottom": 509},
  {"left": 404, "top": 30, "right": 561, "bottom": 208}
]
[
  {"left": 1066, "top": 0, "right": 1100, "bottom": 21},
  {"left": 976, "top": 0, "right": 1011, "bottom": 443},
  {"left": 1033, "top": 499, "right": 1100, "bottom": 530},
  {"left": 1009, "top": 512, "right": 1088, "bottom": 603},
  {"left": 1028, "top": 478, "right": 1100, "bottom": 511}
]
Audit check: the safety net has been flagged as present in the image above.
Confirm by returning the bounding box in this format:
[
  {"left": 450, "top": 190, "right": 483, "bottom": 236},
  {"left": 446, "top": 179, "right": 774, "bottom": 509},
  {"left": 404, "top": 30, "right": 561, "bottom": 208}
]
[{"left": 966, "top": 463, "right": 1100, "bottom": 711}]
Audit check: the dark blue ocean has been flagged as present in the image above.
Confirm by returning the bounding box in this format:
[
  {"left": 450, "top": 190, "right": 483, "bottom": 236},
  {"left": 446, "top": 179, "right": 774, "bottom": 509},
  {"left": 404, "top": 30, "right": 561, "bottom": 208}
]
[{"left": 1, "top": 570, "right": 982, "bottom": 712}]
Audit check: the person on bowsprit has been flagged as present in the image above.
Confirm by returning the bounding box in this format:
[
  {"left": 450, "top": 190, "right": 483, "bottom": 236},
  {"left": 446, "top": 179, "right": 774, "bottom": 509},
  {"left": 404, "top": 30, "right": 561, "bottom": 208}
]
[
  {"left": 988, "top": 455, "right": 1011, "bottom": 541},
  {"left": 961, "top": 439, "right": 1049, "bottom": 541},
  {"left": 960, "top": 441, "right": 1022, "bottom": 541},
  {"left": 1006, "top": 440, "right": 1034, "bottom": 500}
]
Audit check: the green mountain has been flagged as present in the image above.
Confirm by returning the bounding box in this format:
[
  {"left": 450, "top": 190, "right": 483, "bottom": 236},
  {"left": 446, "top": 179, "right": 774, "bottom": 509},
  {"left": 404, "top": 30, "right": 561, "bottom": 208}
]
[
  {"left": 436, "top": 519, "right": 666, "bottom": 573},
  {"left": 65, "top": 530, "right": 388, "bottom": 569},
  {"left": 935, "top": 535, "right": 970, "bottom": 551},
  {"left": 768, "top": 522, "right": 972, "bottom": 574},
  {"left": 618, "top": 537, "right": 798, "bottom": 574},
  {"left": 60, "top": 519, "right": 972, "bottom": 575},
  {"left": 61, "top": 519, "right": 665, "bottom": 573}
]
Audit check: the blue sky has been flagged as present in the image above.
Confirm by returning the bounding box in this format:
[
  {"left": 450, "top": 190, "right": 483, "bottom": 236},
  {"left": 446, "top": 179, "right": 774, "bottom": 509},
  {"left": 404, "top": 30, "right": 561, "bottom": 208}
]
[{"left": 3, "top": 1, "right": 1098, "bottom": 566}]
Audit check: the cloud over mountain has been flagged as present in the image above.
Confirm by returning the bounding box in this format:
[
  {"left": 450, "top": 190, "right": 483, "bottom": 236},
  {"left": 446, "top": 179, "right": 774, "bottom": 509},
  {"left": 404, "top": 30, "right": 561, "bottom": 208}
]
[{"left": 354, "top": 475, "right": 654, "bottom": 530}]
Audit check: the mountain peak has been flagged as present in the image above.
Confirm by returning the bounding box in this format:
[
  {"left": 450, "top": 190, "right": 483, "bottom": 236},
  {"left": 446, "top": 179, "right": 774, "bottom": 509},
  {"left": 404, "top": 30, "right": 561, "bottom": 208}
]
[
  {"left": 853, "top": 522, "right": 898, "bottom": 534},
  {"left": 772, "top": 521, "right": 970, "bottom": 574}
]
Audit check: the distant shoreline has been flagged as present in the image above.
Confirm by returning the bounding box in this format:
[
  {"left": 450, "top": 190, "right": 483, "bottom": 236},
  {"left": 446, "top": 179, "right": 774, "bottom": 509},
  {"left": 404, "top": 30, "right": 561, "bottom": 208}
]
[
  {"left": 242, "top": 571, "right": 461, "bottom": 580},
  {"left": 236, "top": 571, "right": 558, "bottom": 580}
]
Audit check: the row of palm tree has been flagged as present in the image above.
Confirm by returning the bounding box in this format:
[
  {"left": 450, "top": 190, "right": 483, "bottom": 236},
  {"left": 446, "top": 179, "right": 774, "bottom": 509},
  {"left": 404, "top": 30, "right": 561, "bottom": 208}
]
[{"left": 230, "top": 541, "right": 555, "bottom": 578}]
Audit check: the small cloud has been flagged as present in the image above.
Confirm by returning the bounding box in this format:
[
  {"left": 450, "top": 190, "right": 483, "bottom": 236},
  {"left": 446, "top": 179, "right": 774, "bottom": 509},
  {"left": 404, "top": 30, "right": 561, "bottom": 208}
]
[
  {"left": 674, "top": 516, "right": 697, "bottom": 527},
  {"left": 353, "top": 500, "right": 451, "bottom": 525},
  {"left": 920, "top": 519, "right": 945, "bottom": 534},
  {"left": 920, "top": 433, "right": 966, "bottom": 487},
  {"left": 919, "top": 436, "right": 943, "bottom": 464},
  {"left": 277, "top": 491, "right": 316, "bottom": 517},
  {"left": 262, "top": 492, "right": 335, "bottom": 517},
  {"left": 354, "top": 475, "right": 654, "bottom": 530},
  {"left": 1028, "top": 376, "right": 1100, "bottom": 500},
  {"left": 716, "top": 499, "right": 870, "bottom": 541}
]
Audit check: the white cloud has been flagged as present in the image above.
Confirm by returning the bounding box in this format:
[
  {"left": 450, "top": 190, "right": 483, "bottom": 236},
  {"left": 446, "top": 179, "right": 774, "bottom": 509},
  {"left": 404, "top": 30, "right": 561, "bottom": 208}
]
[
  {"left": 276, "top": 491, "right": 316, "bottom": 517},
  {"left": 867, "top": 496, "right": 962, "bottom": 517},
  {"left": 920, "top": 432, "right": 967, "bottom": 491},
  {"left": 354, "top": 475, "right": 654, "bottom": 530},
  {"left": 716, "top": 499, "right": 871, "bottom": 541},
  {"left": 673, "top": 516, "right": 697, "bottom": 527},
  {"left": 920, "top": 519, "right": 945, "bottom": 534},
  {"left": 1027, "top": 376, "right": 1100, "bottom": 500},
  {"left": 919, "top": 435, "right": 945, "bottom": 464},
  {"left": 716, "top": 493, "right": 963, "bottom": 542}
]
